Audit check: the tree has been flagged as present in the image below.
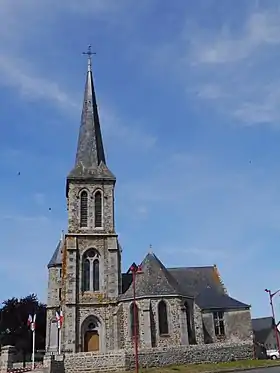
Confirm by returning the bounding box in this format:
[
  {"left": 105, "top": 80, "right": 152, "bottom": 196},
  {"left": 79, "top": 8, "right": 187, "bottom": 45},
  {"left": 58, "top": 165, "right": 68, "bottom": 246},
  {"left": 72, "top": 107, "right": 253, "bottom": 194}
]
[{"left": 0, "top": 294, "right": 46, "bottom": 359}]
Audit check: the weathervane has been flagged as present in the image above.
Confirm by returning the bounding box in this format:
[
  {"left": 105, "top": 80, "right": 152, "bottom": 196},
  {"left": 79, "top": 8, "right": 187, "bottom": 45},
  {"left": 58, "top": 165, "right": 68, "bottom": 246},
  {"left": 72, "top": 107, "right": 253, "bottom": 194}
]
[{"left": 82, "top": 45, "right": 96, "bottom": 72}]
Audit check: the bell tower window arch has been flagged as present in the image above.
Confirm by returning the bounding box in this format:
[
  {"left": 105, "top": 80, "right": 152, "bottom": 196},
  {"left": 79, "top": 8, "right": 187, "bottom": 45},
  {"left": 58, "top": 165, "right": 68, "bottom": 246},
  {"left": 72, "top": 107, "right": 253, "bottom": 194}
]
[
  {"left": 80, "top": 190, "right": 88, "bottom": 228},
  {"left": 94, "top": 190, "right": 102, "bottom": 228}
]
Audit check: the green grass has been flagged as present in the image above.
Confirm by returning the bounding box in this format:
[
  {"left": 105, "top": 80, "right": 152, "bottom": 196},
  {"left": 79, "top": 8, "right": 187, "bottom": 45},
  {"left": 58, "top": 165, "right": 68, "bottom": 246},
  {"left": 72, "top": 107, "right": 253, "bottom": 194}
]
[{"left": 139, "top": 359, "right": 280, "bottom": 373}]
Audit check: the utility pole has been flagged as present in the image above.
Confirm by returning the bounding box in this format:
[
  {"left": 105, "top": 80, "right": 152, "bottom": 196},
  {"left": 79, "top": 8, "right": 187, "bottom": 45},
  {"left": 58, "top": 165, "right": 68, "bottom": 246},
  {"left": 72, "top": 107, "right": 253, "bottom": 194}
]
[
  {"left": 129, "top": 263, "right": 142, "bottom": 373},
  {"left": 265, "top": 289, "right": 280, "bottom": 353}
]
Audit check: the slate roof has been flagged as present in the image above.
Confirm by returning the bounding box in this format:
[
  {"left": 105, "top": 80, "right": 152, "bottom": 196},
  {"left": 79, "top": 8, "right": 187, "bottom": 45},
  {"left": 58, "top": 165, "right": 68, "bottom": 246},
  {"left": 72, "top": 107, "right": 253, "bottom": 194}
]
[
  {"left": 47, "top": 238, "right": 63, "bottom": 268},
  {"left": 66, "top": 51, "right": 115, "bottom": 195},
  {"left": 120, "top": 252, "right": 250, "bottom": 311},
  {"left": 254, "top": 329, "right": 272, "bottom": 344},
  {"left": 168, "top": 266, "right": 225, "bottom": 297},
  {"left": 252, "top": 317, "right": 274, "bottom": 331},
  {"left": 119, "top": 253, "right": 185, "bottom": 300},
  {"left": 252, "top": 317, "right": 275, "bottom": 345},
  {"left": 195, "top": 287, "right": 250, "bottom": 310}
]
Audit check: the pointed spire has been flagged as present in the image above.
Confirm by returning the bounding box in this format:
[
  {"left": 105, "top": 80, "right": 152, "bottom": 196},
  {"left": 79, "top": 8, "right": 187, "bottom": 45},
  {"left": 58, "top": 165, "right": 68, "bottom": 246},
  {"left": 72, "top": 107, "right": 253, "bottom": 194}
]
[
  {"left": 75, "top": 45, "right": 105, "bottom": 168},
  {"left": 67, "top": 46, "right": 115, "bottom": 186}
]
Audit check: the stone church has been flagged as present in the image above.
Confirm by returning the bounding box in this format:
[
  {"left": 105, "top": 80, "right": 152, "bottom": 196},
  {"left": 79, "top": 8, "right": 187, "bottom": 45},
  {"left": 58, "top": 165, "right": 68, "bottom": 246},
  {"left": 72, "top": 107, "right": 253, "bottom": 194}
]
[{"left": 45, "top": 51, "right": 253, "bottom": 358}]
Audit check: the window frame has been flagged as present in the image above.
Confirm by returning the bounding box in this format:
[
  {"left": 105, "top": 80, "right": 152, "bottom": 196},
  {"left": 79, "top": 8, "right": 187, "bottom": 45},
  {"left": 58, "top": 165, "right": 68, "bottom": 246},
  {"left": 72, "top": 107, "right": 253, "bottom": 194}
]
[
  {"left": 82, "top": 249, "right": 100, "bottom": 292},
  {"left": 213, "top": 311, "right": 225, "bottom": 337},
  {"left": 80, "top": 190, "right": 89, "bottom": 228},
  {"left": 158, "top": 300, "right": 169, "bottom": 336},
  {"left": 94, "top": 190, "right": 103, "bottom": 228}
]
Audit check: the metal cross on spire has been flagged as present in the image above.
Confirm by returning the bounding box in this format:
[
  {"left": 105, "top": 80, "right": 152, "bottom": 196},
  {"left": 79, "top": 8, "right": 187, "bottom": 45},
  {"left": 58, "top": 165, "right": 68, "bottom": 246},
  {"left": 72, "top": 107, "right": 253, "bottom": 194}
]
[{"left": 82, "top": 45, "right": 96, "bottom": 72}]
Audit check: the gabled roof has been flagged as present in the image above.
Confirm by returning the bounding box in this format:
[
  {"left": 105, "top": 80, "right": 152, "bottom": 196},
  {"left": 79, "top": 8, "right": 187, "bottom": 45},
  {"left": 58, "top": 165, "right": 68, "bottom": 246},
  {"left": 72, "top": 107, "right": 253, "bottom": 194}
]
[
  {"left": 168, "top": 266, "right": 225, "bottom": 297},
  {"left": 195, "top": 287, "right": 250, "bottom": 310},
  {"left": 252, "top": 317, "right": 276, "bottom": 345},
  {"left": 47, "top": 238, "right": 63, "bottom": 268},
  {"left": 120, "top": 253, "right": 250, "bottom": 311},
  {"left": 254, "top": 329, "right": 272, "bottom": 344},
  {"left": 252, "top": 317, "right": 274, "bottom": 331},
  {"left": 119, "top": 252, "right": 184, "bottom": 300}
]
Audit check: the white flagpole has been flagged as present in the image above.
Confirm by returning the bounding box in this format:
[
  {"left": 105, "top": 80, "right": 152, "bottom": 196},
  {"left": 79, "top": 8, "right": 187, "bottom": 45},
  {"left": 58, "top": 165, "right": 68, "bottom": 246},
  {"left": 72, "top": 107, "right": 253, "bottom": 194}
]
[
  {"left": 58, "top": 325, "right": 61, "bottom": 355},
  {"left": 32, "top": 326, "right": 35, "bottom": 370}
]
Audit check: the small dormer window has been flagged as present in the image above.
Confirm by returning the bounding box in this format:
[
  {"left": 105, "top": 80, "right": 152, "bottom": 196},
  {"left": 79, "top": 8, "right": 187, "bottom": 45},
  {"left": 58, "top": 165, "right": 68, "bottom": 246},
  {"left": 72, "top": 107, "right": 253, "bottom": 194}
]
[{"left": 80, "top": 191, "right": 88, "bottom": 227}]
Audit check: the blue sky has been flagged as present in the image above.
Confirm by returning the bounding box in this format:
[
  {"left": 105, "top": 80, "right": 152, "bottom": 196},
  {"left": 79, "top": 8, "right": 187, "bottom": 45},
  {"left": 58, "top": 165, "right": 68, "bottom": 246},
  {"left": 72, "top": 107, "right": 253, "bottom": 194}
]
[{"left": 0, "top": 0, "right": 280, "bottom": 318}]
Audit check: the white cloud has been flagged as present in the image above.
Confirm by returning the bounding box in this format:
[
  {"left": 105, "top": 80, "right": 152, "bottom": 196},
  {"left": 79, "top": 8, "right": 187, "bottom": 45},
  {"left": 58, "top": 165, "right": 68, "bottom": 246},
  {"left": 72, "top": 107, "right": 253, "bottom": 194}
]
[
  {"left": 190, "top": 11, "right": 280, "bottom": 65},
  {"left": 179, "top": 7, "right": 280, "bottom": 126},
  {"left": 194, "top": 84, "right": 225, "bottom": 100},
  {"left": 100, "top": 109, "right": 157, "bottom": 150},
  {"left": 0, "top": 55, "right": 78, "bottom": 108}
]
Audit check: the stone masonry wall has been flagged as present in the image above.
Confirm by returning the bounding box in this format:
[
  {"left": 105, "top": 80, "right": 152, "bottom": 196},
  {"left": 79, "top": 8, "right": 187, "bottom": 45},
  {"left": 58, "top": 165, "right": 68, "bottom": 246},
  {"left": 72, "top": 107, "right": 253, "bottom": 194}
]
[
  {"left": 64, "top": 351, "right": 126, "bottom": 373},
  {"left": 61, "top": 233, "right": 120, "bottom": 352},
  {"left": 150, "top": 298, "right": 182, "bottom": 348},
  {"left": 47, "top": 341, "right": 254, "bottom": 373},
  {"left": 122, "top": 297, "right": 195, "bottom": 350},
  {"left": 225, "top": 310, "right": 253, "bottom": 342},
  {"left": 126, "top": 341, "right": 254, "bottom": 370},
  {"left": 193, "top": 302, "right": 204, "bottom": 344},
  {"left": 202, "top": 309, "right": 253, "bottom": 344},
  {"left": 67, "top": 182, "right": 115, "bottom": 234}
]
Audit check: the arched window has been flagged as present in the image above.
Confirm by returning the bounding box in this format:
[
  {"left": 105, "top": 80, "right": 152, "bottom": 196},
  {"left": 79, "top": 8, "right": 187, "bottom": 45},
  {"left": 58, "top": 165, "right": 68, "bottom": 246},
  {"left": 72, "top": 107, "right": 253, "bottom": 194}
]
[
  {"left": 82, "top": 259, "right": 90, "bottom": 291},
  {"left": 93, "top": 259, "right": 99, "bottom": 291},
  {"left": 130, "top": 303, "right": 139, "bottom": 338},
  {"left": 185, "top": 301, "right": 196, "bottom": 344},
  {"left": 158, "top": 300, "right": 169, "bottom": 335},
  {"left": 80, "top": 191, "right": 88, "bottom": 227},
  {"left": 94, "top": 191, "right": 102, "bottom": 228},
  {"left": 82, "top": 249, "right": 100, "bottom": 292}
]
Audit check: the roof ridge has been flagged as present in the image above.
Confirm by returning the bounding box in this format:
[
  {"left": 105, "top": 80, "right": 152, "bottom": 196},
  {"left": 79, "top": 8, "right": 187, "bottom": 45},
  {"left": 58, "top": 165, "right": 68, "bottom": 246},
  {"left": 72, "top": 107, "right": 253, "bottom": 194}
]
[{"left": 168, "top": 265, "right": 214, "bottom": 270}]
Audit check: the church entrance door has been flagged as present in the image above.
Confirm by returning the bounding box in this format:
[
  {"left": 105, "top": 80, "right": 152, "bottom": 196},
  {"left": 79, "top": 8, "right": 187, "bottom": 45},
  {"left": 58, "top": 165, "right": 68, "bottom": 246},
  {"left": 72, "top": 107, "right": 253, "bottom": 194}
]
[{"left": 84, "top": 330, "right": 99, "bottom": 352}]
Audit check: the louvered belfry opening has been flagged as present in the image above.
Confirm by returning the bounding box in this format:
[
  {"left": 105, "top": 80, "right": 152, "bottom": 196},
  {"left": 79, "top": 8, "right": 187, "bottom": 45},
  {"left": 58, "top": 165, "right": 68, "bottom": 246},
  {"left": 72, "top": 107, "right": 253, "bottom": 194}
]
[
  {"left": 80, "top": 190, "right": 88, "bottom": 227},
  {"left": 94, "top": 191, "right": 102, "bottom": 227}
]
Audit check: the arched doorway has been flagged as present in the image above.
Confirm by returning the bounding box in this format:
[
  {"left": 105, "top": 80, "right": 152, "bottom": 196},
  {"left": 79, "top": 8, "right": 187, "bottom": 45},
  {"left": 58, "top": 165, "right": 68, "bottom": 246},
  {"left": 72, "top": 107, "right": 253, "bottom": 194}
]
[{"left": 82, "top": 316, "right": 101, "bottom": 352}]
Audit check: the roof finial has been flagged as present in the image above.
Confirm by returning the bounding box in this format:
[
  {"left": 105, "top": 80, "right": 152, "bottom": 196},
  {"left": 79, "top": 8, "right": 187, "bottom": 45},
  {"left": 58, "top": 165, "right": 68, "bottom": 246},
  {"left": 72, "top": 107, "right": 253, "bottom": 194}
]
[
  {"left": 82, "top": 45, "right": 96, "bottom": 72},
  {"left": 149, "top": 244, "right": 153, "bottom": 254}
]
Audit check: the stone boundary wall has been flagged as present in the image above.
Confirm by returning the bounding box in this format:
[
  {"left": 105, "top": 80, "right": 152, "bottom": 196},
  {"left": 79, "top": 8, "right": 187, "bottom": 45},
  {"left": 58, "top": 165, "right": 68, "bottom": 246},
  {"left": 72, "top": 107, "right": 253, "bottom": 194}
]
[
  {"left": 126, "top": 341, "right": 254, "bottom": 370},
  {"left": 55, "top": 341, "right": 254, "bottom": 373},
  {"left": 64, "top": 351, "right": 126, "bottom": 373}
]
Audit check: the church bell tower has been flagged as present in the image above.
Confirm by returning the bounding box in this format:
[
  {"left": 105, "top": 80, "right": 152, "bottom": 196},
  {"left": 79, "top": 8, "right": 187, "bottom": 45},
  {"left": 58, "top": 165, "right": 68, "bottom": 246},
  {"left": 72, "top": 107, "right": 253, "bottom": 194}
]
[{"left": 60, "top": 46, "right": 121, "bottom": 353}]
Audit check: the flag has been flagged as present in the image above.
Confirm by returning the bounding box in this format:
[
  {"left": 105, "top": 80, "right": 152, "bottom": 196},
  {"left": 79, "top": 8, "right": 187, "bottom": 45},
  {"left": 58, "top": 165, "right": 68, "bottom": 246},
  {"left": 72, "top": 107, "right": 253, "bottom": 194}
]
[
  {"left": 27, "top": 314, "right": 32, "bottom": 327},
  {"left": 27, "top": 314, "right": 36, "bottom": 331},
  {"left": 56, "top": 309, "right": 63, "bottom": 329}
]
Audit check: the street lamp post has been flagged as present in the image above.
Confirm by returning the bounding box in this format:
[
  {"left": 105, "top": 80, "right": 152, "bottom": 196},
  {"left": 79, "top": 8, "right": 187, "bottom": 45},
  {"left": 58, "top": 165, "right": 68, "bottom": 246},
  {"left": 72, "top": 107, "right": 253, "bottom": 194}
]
[
  {"left": 265, "top": 289, "right": 280, "bottom": 353},
  {"left": 129, "top": 263, "right": 142, "bottom": 373}
]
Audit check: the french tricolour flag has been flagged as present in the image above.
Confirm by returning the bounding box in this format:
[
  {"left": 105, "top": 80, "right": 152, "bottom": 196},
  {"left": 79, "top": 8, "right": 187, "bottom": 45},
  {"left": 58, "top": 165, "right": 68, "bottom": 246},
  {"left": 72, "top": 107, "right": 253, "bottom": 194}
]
[
  {"left": 27, "top": 314, "right": 36, "bottom": 331},
  {"left": 56, "top": 310, "right": 63, "bottom": 329}
]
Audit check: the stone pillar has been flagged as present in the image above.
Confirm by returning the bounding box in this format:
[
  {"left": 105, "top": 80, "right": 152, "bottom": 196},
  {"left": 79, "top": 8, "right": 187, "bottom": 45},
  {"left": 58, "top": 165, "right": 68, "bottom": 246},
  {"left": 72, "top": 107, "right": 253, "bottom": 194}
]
[
  {"left": 107, "top": 236, "right": 120, "bottom": 299},
  {"left": 113, "top": 312, "right": 119, "bottom": 350},
  {"left": 0, "top": 345, "right": 16, "bottom": 373},
  {"left": 64, "top": 236, "right": 78, "bottom": 353},
  {"left": 193, "top": 303, "right": 204, "bottom": 344},
  {"left": 142, "top": 300, "right": 152, "bottom": 348},
  {"left": 180, "top": 305, "right": 189, "bottom": 345}
]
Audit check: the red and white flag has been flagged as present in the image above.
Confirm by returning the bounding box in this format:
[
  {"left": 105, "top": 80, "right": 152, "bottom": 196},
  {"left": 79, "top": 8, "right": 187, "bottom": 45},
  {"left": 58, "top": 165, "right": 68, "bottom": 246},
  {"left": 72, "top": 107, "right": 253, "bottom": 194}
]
[
  {"left": 27, "top": 314, "right": 36, "bottom": 331},
  {"left": 56, "top": 310, "right": 63, "bottom": 329}
]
